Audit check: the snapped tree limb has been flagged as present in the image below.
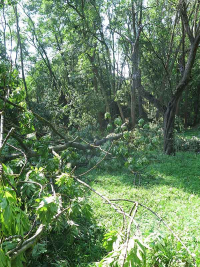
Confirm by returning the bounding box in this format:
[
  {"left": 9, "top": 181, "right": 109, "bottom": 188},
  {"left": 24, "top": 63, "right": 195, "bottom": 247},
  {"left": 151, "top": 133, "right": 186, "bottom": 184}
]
[
  {"left": 2, "top": 133, "right": 124, "bottom": 162},
  {"left": 0, "top": 96, "right": 124, "bottom": 161}
]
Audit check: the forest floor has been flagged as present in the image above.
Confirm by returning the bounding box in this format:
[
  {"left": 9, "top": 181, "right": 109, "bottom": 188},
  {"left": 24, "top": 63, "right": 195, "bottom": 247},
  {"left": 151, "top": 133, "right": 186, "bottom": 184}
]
[{"left": 81, "top": 131, "right": 200, "bottom": 263}]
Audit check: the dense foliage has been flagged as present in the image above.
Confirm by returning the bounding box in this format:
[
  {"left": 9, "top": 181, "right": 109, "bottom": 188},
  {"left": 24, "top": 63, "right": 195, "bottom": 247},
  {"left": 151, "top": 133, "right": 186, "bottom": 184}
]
[{"left": 0, "top": 0, "right": 200, "bottom": 266}]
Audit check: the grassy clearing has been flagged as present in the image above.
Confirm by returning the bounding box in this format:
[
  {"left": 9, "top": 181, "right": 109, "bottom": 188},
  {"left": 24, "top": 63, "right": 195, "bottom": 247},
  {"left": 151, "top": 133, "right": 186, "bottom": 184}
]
[
  {"left": 177, "top": 127, "right": 200, "bottom": 142},
  {"left": 179, "top": 127, "right": 200, "bottom": 139},
  {"left": 82, "top": 151, "right": 200, "bottom": 261}
]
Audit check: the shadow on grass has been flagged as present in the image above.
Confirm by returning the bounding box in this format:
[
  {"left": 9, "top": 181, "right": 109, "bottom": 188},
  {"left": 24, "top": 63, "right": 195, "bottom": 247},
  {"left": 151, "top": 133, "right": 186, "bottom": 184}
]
[
  {"left": 82, "top": 151, "right": 200, "bottom": 197},
  {"left": 76, "top": 151, "right": 200, "bottom": 263},
  {"left": 139, "top": 152, "right": 200, "bottom": 196}
]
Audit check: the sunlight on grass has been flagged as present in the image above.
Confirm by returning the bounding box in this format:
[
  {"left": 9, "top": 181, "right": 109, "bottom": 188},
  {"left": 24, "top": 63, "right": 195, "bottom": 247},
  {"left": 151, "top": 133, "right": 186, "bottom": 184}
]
[{"left": 83, "top": 152, "right": 200, "bottom": 258}]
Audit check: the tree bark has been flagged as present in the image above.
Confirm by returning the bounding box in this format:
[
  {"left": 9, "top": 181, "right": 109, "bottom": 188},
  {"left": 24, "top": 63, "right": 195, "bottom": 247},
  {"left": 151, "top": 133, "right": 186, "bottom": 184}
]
[
  {"left": 164, "top": 0, "right": 200, "bottom": 154},
  {"left": 193, "top": 85, "right": 200, "bottom": 126},
  {"left": 130, "top": 1, "right": 141, "bottom": 128},
  {"left": 3, "top": 132, "right": 124, "bottom": 162},
  {"left": 164, "top": 34, "right": 200, "bottom": 154},
  {"left": 0, "top": 113, "right": 4, "bottom": 183},
  {"left": 130, "top": 36, "right": 141, "bottom": 128},
  {"left": 164, "top": 99, "right": 178, "bottom": 155},
  {"left": 14, "top": 6, "right": 29, "bottom": 104},
  {"left": 184, "top": 89, "right": 188, "bottom": 128},
  {"left": 130, "top": 76, "right": 137, "bottom": 128},
  {"left": 116, "top": 101, "right": 125, "bottom": 123}
]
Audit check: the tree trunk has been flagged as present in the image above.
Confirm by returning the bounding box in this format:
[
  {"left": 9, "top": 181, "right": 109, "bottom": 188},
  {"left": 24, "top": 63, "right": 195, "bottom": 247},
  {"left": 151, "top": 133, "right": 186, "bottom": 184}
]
[
  {"left": 175, "top": 98, "right": 180, "bottom": 115},
  {"left": 184, "top": 89, "right": 188, "bottom": 128},
  {"left": 131, "top": 41, "right": 140, "bottom": 128},
  {"left": 163, "top": 5, "right": 200, "bottom": 154},
  {"left": 193, "top": 85, "right": 200, "bottom": 126},
  {"left": 14, "top": 6, "right": 30, "bottom": 104},
  {"left": 116, "top": 101, "right": 125, "bottom": 123},
  {"left": 163, "top": 99, "right": 178, "bottom": 155},
  {"left": 138, "top": 71, "right": 148, "bottom": 121},
  {"left": 88, "top": 54, "right": 112, "bottom": 121},
  {"left": 0, "top": 113, "right": 3, "bottom": 181},
  {"left": 130, "top": 80, "right": 136, "bottom": 128}
]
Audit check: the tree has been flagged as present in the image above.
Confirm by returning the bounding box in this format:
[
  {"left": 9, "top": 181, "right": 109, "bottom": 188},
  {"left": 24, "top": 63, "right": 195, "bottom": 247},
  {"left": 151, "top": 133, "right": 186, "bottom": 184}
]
[
  {"left": 163, "top": 0, "right": 200, "bottom": 154},
  {"left": 2, "top": 0, "right": 200, "bottom": 265}
]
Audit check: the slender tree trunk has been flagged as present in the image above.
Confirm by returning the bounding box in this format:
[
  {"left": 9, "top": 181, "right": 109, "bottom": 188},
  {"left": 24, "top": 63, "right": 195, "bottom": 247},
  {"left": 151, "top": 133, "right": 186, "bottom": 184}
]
[
  {"left": 164, "top": 98, "right": 178, "bottom": 155},
  {"left": 130, "top": 0, "right": 142, "bottom": 128},
  {"left": 193, "top": 85, "right": 200, "bottom": 126},
  {"left": 175, "top": 98, "right": 180, "bottom": 115},
  {"left": 138, "top": 71, "right": 147, "bottom": 120},
  {"left": 117, "top": 101, "right": 125, "bottom": 123},
  {"left": 14, "top": 6, "right": 29, "bottom": 104},
  {"left": 131, "top": 41, "right": 140, "bottom": 128},
  {"left": 0, "top": 112, "right": 4, "bottom": 183},
  {"left": 2, "top": 3, "right": 6, "bottom": 50},
  {"left": 138, "top": 95, "right": 147, "bottom": 120},
  {"left": 130, "top": 79, "right": 136, "bottom": 128},
  {"left": 184, "top": 89, "right": 188, "bottom": 128},
  {"left": 24, "top": 11, "right": 59, "bottom": 92},
  {"left": 94, "top": 66, "right": 111, "bottom": 116},
  {"left": 88, "top": 55, "right": 112, "bottom": 121}
]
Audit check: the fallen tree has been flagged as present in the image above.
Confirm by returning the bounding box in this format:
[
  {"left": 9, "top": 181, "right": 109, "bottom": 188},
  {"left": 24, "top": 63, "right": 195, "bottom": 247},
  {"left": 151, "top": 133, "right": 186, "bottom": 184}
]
[
  {"left": 2, "top": 132, "right": 124, "bottom": 162},
  {"left": 1, "top": 96, "right": 125, "bottom": 162}
]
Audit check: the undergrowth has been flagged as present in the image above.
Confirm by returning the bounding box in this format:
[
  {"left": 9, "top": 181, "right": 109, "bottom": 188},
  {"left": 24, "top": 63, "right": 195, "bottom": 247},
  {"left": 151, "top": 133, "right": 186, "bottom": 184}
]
[
  {"left": 81, "top": 147, "right": 200, "bottom": 266},
  {"left": 3, "top": 119, "right": 200, "bottom": 266}
]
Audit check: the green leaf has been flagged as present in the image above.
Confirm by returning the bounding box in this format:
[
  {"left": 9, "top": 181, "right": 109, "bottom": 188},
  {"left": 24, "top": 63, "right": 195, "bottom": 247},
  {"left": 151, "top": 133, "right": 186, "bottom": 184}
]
[
  {"left": 138, "top": 118, "right": 145, "bottom": 127},
  {"left": 36, "top": 196, "right": 60, "bottom": 224},
  {"left": 0, "top": 249, "right": 10, "bottom": 267},
  {"left": 143, "top": 123, "right": 149, "bottom": 130},
  {"left": 103, "top": 231, "right": 118, "bottom": 251},
  {"left": 123, "top": 131, "right": 130, "bottom": 139},
  {"left": 107, "top": 123, "right": 113, "bottom": 132},
  {"left": 104, "top": 112, "right": 111, "bottom": 119},
  {"left": 114, "top": 118, "right": 122, "bottom": 126},
  {"left": 32, "top": 243, "right": 47, "bottom": 259},
  {"left": 55, "top": 173, "right": 73, "bottom": 187},
  {"left": 0, "top": 198, "right": 7, "bottom": 209},
  {"left": 2, "top": 164, "right": 13, "bottom": 175}
]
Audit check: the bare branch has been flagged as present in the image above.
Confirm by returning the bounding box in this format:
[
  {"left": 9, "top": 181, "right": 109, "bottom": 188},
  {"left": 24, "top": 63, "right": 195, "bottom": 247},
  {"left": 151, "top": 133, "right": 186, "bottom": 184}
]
[
  {"left": 33, "top": 112, "right": 68, "bottom": 141},
  {"left": 50, "top": 178, "right": 56, "bottom": 198},
  {"left": 7, "top": 144, "right": 27, "bottom": 176},
  {"left": 2, "top": 132, "right": 123, "bottom": 162},
  {"left": 8, "top": 224, "right": 45, "bottom": 260},
  {"left": 140, "top": 85, "right": 167, "bottom": 112},
  {"left": 13, "top": 5, "right": 29, "bottom": 104},
  {"left": 77, "top": 142, "right": 113, "bottom": 178},
  {"left": 6, "top": 236, "right": 24, "bottom": 257},
  {"left": 72, "top": 175, "right": 135, "bottom": 222},
  {"left": 110, "top": 198, "right": 196, "bottom": 264},
  {"left": 80, "top": 137, "right": 112, "bottom": 155},
  {"left": 122, "top": 203, "right": 138, "bottom": 267},
  {"left": 179, "top": 0, "right": 195, "bottom": 43},
  {"left": 65, "top": 0, "right": 85, "bottom": 18}
]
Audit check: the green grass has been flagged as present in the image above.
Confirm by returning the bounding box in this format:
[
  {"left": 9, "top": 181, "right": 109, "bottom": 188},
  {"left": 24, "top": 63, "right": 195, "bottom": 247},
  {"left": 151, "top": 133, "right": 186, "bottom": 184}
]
[
  {"left": 177, "top": 127, "right": 200, "bottom": 140},
  {"left": 81, "top": 151, "right": 200, "bottom": 261}
]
